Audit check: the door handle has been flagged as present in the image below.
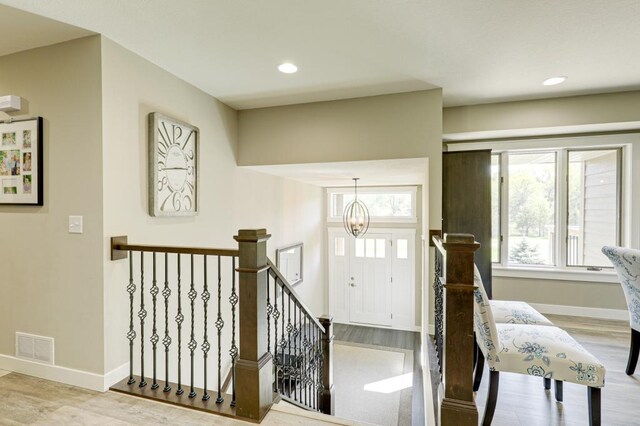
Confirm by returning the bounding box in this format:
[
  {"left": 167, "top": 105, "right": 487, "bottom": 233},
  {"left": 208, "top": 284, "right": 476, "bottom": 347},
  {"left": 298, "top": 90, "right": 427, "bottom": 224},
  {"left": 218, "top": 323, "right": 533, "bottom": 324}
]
[{"left": 350, "top": 283, "right": 356, "bottom": 287}]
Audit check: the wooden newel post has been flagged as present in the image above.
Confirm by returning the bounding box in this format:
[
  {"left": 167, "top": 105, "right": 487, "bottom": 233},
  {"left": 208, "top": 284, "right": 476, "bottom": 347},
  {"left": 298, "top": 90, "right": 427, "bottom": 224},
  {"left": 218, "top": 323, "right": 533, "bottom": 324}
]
[
  {"left": 234, "top": 229, "right": 273, "bottom": 422},
  {"left": 319, "top": 315, "right": 335, "bottom": 415},
  {"left": 440, "top": 233, "right": 480, "bottom": 426}
]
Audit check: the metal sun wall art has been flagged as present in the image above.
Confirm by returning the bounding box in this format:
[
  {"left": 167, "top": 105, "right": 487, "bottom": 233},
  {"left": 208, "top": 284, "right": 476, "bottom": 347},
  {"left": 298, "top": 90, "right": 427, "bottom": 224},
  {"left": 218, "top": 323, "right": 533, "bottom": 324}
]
[{"left": 149, "top": 112, "right": 199, "bottom": 217}]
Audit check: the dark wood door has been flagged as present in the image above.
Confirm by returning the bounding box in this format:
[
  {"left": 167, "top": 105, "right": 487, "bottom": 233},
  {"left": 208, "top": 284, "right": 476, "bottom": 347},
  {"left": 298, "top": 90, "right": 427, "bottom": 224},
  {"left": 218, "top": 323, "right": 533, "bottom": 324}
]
[{"left": 443, "top": 150, "right": 492, "bottom": 297}]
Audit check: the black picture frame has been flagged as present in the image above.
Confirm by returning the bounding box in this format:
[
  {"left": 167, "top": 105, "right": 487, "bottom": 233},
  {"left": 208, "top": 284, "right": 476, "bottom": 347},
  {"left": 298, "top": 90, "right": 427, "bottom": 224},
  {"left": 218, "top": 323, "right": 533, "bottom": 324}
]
[{"left": 0, "top": 116, "right": 43, "bottom": 206}]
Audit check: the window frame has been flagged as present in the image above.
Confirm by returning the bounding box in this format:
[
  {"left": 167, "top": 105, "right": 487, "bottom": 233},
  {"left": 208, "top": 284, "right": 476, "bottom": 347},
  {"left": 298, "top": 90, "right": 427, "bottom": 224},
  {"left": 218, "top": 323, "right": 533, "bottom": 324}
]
[
  {"left": 326, "top": 185, "right": 418, "bottom": 223},
  {"left": 564, "top": 147, "right": 623, "bottom": 269},
  {"left": 448, "top": 133, "right": 636, "bottom": 283}
]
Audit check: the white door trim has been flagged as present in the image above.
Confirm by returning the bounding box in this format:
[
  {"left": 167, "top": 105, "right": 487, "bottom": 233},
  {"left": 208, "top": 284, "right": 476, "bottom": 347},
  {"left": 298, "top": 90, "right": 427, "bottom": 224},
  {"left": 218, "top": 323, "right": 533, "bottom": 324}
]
[{"left": 328, "top": 227, "right": 417, "bottom": 331}]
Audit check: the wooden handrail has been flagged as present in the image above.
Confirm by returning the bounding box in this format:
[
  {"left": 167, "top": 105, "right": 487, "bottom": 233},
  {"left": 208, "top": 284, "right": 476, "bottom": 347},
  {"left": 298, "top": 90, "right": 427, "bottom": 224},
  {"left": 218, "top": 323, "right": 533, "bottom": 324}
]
[
  {"left": 111, "top": 236, "right": 239, "bottom": 260},
  {"left": 432, "top": 234, "right": 479, "bottom": 255},
  {"left": 266, "top": 259, "right": 323, "bottom": 330}
]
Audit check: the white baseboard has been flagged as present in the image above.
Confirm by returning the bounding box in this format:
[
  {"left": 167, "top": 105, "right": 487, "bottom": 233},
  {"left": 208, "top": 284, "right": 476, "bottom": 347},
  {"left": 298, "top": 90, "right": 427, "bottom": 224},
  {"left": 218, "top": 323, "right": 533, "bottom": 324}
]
[
  {"left": 0, "top": 354, "right": 128, "bottom": 392},
  {"left": 103, "top": 362, "right": 130, "bottom": 390},
  {"left": 530, "top": 303, "right": 628, "bottom": 321}
]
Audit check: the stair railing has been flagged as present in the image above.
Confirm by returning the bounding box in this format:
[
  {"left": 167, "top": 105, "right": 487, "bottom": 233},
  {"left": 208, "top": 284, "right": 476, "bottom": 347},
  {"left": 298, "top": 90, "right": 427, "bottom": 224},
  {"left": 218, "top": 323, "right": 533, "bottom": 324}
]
[
  {"left": 432, "top": 233, "right": 479, "bottom": 425},
  {"left": 110, "top": 229, "right": 333, "bottom": 423},
  {"left": 266, "top": 258, "right": 334, "bottom": 414}
]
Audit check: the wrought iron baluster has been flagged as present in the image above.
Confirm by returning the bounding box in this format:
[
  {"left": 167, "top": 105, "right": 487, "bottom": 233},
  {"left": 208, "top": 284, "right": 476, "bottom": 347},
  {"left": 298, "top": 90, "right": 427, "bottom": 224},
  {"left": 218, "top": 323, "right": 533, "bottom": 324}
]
[
  {"left": 272, "top": 272, "right": 279, "bottom": 393},
  {"left": 302, "top": 314, "right": 307, "bottom": 406},
  {"left": 280, "top": 282, "right": 286, "bottom": 394},
  {"left": 139, "top": 252, "right": 147, "bottom": 388},
  {"left": 201, "top": 255, "right": 211, "bottom": 401},
  {"left": 215, "top": 256, "right": 224, "bottom": 404},
  {"left": 287, "top": 292, "right": 293, "bottom": 397},
  {"left": 162, "top": 252, "right": 171, "bottom": 392},
  {"left": 176, "top": 254, "right": 184, "bottom": 396},
  {"left": 311, "top": 324, "right": 317, "bottom": 410},
  {"left": 295, "top": 303, "right": 300, "bottom": 402},
  {"left": 433, "top": 249, "right": 444, "bottom": 376},
  {"left": 267, "top": 273, "right": 272, "bottom": 355},
  {"left": 150, "top": 253, "right": 159, "bottom": 389},
  {"left": 229, "top": 257, "right": 238, "bottom": 407},
  {"left": 316, "top": 325, "right": 324, "bottom": 412},
  {"left": 126, "top": 252, "right": 136, "bottom": 385},
  {"left": 188, "top": 254, "right": 198, "bottom": 399},
  {"left": 292, "top": 301, "right": 297, "bottom": 401},
  {"left": 298, "top": 304, "right": 303, "bottom": 402}
]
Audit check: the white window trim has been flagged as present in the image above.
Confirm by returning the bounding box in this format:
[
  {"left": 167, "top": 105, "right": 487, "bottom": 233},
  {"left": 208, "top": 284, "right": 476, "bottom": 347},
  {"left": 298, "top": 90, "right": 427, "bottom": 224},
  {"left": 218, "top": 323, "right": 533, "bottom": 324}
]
[
  {"left": 448, "top": 132, "right": 639, "bottom": 283},
  {"left": 326, "top": 185, "right": 418, "bottom": 224}
]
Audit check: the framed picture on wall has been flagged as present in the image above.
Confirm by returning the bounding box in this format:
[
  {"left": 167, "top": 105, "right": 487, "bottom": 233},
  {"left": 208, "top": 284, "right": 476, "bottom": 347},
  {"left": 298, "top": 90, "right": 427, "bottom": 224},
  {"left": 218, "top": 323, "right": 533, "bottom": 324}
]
[
  {"left": 276, "top": 242, "right": 303, "bottom": 286},
  {"left": 148, "top": 112, "right": 199, "bottom": 217},
  {"left": 0, "top": 117, "right": 43, "bottom": 205}
]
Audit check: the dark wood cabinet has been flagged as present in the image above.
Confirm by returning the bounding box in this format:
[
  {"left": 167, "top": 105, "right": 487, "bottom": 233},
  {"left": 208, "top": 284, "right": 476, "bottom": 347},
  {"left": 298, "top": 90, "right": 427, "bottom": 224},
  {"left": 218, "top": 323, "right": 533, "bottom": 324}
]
[{"left": 442, "top": 150, "right": 493, "bottom": 297}]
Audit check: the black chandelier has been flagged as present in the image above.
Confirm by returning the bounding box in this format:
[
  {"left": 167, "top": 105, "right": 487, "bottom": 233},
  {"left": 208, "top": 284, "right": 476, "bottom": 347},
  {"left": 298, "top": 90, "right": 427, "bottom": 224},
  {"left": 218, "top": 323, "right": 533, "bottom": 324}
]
[{"left": 343, "top": 178, "right": 370, "bottom": 238}]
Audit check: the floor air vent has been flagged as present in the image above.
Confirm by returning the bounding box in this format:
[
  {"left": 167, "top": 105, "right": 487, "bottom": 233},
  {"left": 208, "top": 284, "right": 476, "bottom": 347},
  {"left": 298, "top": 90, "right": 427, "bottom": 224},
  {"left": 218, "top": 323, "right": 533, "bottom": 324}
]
[{"left": 16, "top": 332, "right": 54, "bottom": 365}]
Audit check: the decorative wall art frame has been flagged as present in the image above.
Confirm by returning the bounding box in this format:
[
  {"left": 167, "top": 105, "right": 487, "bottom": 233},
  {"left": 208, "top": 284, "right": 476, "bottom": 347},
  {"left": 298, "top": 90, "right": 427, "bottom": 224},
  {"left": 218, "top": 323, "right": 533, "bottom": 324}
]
[
  {"left": 276, "top": 242, "right": 303, "bottom": 286},
  {"left": 148, "top": 112, "right": 199, "bottom": 217},
  {"left": 0, "top": 116, "right": 43, "bottom": 206}
]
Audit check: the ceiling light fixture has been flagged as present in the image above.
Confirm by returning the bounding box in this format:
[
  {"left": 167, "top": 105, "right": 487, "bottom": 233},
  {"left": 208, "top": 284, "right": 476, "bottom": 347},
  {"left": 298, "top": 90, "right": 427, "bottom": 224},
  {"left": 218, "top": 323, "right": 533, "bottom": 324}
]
[
  {"left": 542, "top": 76, "right": 567, "bottom": 86},
  {"left": 278, "top": 63, "right": 298, "bottom": 74},
  {"left": 343, "top": 178, "right": 370, "bottom": 238}
]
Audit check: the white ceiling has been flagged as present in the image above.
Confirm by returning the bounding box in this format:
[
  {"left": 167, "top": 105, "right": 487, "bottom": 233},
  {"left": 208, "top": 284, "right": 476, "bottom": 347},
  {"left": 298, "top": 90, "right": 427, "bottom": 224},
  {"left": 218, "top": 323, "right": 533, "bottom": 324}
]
[
  {"left": 245, "top": 158, "right": 428, "bottom": 188},
  {"left": 1, "top": 1, "right": 640, "bottom": 110}
]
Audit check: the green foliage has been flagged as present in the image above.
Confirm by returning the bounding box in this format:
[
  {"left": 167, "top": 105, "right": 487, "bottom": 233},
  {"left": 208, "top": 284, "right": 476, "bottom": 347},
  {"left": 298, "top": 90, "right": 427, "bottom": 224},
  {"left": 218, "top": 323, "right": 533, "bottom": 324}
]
[
  {"left": 510, "top": 238, "right": 543, "bottom": 265},
  {"left": 509, "top": 166, "right": 554, "bottom": 237}
]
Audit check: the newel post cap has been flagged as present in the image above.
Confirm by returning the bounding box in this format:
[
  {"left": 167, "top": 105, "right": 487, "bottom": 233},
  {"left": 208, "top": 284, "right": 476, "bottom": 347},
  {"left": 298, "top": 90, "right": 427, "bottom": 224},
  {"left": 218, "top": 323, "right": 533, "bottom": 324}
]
[
  {"left": 442, "top": 233, "right": 480, "bottom": 252},
  {"left": 234, "top": 229, "right": 271, "bottom": 243}
]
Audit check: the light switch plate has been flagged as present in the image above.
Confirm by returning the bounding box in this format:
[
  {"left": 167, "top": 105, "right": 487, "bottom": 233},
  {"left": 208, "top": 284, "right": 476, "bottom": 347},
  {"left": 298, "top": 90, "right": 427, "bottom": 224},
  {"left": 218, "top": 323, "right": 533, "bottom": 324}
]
[{"left": 68, "top": 215, "right": 83, "bottom": 234}]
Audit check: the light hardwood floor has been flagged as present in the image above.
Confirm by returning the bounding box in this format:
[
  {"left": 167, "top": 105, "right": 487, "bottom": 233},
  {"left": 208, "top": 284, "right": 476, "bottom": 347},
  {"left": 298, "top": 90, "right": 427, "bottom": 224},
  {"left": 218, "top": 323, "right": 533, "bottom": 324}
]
[
  {"left": 475, "top": 314, "right": 640, "bottom": 426},
  {"left": 0, "top": 371, "right": 359, "bottom": 425}
]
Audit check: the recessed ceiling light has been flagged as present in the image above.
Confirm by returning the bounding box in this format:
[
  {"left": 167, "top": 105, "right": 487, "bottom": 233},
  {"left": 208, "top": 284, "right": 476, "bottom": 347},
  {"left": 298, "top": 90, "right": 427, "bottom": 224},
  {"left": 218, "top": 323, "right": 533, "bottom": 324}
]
[
  {"left": 278, "top": 63, "right": 298, "bottom": 74},
  {"left": 542, "top": 76, "right": 567, "bottom": 86}
]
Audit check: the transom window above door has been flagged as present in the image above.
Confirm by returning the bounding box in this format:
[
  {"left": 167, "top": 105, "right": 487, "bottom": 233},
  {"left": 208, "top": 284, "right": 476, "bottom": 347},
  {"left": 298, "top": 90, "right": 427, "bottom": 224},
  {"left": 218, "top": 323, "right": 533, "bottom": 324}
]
[{"left": 327, "top": 186, "right": 417, "bottom": 223}]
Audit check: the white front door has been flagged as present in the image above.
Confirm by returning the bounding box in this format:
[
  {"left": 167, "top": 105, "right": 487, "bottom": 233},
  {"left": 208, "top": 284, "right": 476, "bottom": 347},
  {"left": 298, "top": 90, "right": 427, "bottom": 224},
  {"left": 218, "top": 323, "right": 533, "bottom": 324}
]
[
  {"left": 328, "top": 228, "right": 415, "bottom": 330},
  {"left": 349, "top": 234, "right": 392, "bottom": 326}
]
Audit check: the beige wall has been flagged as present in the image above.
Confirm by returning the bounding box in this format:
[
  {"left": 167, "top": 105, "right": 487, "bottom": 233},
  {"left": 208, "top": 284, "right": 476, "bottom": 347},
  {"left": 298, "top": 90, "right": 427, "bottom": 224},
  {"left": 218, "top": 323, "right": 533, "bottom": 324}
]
[
  {"left": 238, "top": 90, "right": 442, "bottom": 232},
  {"left": 239, "top": 90, "right": 442, "bottom": 165},
  {"left": 101, "top": 38, "right": 325, "bottom": 373},
  {"left": 444, "top": 90, "right": 640, "bottom": 135},
  {"left": 238, "top": 91, "right": 443, "bottom": 335},
  {"left": 443, "top": 93, "right": 640, "bottom": 311},
  {"left": 494, "top": 278, "right": 627, "bottom": 310},
  {"left": 0, "top": 36, "right": 105, "bottom": 373}
]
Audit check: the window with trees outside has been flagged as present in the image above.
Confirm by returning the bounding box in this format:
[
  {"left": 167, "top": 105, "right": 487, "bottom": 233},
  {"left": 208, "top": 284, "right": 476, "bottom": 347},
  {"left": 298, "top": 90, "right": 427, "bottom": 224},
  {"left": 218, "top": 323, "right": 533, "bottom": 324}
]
[
  {"left": 327, "top": 186, "right": 417, "bottom": 223},
  {"left": 493, "top": 147, "right": 622, "bottom": 270}
]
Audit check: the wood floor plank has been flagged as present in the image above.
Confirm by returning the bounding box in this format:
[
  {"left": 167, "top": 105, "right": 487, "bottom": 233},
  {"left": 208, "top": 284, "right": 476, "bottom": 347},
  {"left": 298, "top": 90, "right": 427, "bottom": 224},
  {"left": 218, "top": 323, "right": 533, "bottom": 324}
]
[{"left": 0, "top": 372, "right": 349, "bottom": 425}]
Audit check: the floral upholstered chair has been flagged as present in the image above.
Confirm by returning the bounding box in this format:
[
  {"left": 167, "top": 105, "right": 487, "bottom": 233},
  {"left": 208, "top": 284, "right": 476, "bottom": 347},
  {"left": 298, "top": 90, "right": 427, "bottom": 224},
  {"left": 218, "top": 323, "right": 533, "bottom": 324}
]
[
  {"left": 472, "top": 265, "right": 554, "bottom": 390},
  {"left": 473, "top": 267, "right": 606, "bottom": 426},
  {"left": 602, "top": 246, "right": 640, "bottom": 375},
  {"left": 474, "top": 266, "right": 553, "bottom": 326}
]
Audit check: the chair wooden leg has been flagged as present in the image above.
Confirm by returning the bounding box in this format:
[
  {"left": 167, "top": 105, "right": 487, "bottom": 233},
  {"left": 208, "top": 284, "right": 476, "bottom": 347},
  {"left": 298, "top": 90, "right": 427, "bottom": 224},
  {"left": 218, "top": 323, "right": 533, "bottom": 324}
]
[
  {"left": 554, "top": 380, "right": 563, "bottom": 402},
  {"left": 588, "top": 387, "right": 601, "bottom": 426},
  {"left": 626, "top": 328, "right": 640, "bottom": 375},
  {"left": 544, "top": 377, "right": 551, "bottom": 390},
  {"left": 473, "top": 337, "right": 478, "bottom": 370},
  {"left": 473, "top": 351, "right": 484, "bottom": 392},
  {"left": 482, "top": 371, "right": 499, "bottom": 426}
]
